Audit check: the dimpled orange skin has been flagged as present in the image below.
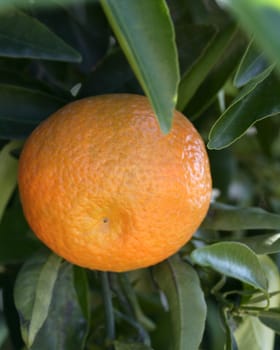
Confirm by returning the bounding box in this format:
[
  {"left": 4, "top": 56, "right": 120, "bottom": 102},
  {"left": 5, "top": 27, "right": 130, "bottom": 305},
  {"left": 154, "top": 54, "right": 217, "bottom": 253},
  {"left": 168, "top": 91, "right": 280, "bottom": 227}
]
[{"left": 18, "top": 94, "right": 212, "bottom": 272}]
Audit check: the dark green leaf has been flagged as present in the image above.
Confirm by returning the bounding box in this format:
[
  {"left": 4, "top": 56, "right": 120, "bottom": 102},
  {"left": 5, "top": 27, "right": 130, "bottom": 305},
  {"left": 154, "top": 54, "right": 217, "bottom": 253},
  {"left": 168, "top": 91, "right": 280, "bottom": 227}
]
[
  {"left": 177, "top": 23, "right": 237, "bottom": 111},
  {"left": 0, "top": 9, "right": 81, "bottom": 62},
  {"left": 0, "top": 193, "right": 41, "bottom": 263},
  {"left": 153, "top": 255, "right": 206, "bottom": 350},
  {"left": 0, "top": 0, "right": 79, "bottom": 8},
  {"left": 0, "top": 84, "right": 66, "bottom": 139},
  {"left": 186, "top": 30, "right": 246, "bottom": 119},
  {"left": 208, "top": 71, "right": 280, "bottom": 149},
  {"left": 100, "top": 0, "right": 179, "bottom": 133},
  {"left": 191, "top": 242, "right": 268, "bottom": 291},
  {"left": 226, "top": 0, "right": 280, "bottom": 70},
  {"left": 234, "top": 39, "right": 274, "bottom": 88},
  {"left": 79, "top": 49, "right": 141, "bottom": 97},
  {"left": 202, "top": 202, "right": 280, "bottom": 231},
  {"left": 114, "top": 341, "right": 154, "bottom": 350},
  {"left": 14, "top": 251, "right": 62, "bottom": 348},
  {"left": 0, "top": 141, "right": 21, "bottom": 219},
  {"left": 221, "top": 310, "right": 238, "bottom": 350}
]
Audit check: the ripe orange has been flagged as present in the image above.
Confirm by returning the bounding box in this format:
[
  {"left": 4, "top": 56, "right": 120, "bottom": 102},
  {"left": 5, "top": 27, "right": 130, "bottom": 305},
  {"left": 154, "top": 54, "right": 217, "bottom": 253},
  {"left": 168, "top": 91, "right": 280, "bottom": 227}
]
[{"left": 18, "top": 94, "right": 212, "bottom": 272}]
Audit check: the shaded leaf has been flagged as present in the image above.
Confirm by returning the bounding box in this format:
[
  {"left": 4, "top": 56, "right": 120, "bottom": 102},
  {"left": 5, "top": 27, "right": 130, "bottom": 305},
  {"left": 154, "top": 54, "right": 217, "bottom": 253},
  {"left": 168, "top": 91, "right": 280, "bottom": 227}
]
[
  {"left": 0, "top": 141, "right": 21, "bottom": 220},
  {"left": 259, "top": 309, "right": 280, "bottom": 334},
  {"left": 79, "top": 49, "right": 141, "bottom": 97},
  {"left": 153, "top": 255, "right": 206, "bottom": 350},
  {"left": 30, "top": 262, "right": 88, "bottom": 350},
  {"left": 191, "top": 242, "right": 268, "bottom": 291},
  {"left": 100, "top": 0, "right": 179, "bottom": 133},
  {"left": 114, "top": 341, "right": 154, "bottom": 350},
  {"left": 14, "top": 252, "right": 62, "bottom": 348},
  {"left": 177, "top": 23, "right": 237, "bottom": 111},
  {"left": 221, "top": 310, "right": 238, "bottom": 350},
  {"left": 202, "top": 202, "right": 280, "bottom": 231},
  {"left": 234, "top": 39, "right": 274, "bottom": 88},
  {"left": 0, "top": 9, "right": 81, "bottom": 62},
  {"left": 0, "top": 193, "right": 41, "bottom": 263},
  {"left": 226, "top": 0, "right": 280, "bottom": 70},
  {"left": 208, "top": 72, "right": 280, "bottom": 149},
  {"left": 186, "top": 30, "right": 246, "bottom": 119},
  {"left": 0, "top": 84, "right": 66, "bottom": 139}
]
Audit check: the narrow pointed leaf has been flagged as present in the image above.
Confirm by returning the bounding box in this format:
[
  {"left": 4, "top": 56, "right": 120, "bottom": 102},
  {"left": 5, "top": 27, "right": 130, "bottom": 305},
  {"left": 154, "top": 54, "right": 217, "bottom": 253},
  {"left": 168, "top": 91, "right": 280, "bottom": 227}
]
[
  {"left": 0, "top": 9, "right": 81, "bottom": 62},
  {"left": 153, "top": 255, "right": 206, "bottom": 350},
  {"left": 0, "top": 141, "right": 21, "bottom": 220},
  {"left": 208, "top": 72, "right": 280, "bottom": 149},
  {"left": 234, "top": 39, "right": 274, "bottom": 88},
  {"left": 231, "top": 233, "right": 280, "bottom": 255},
  {"left": 202, "top": 202, "right": 280, "bottom": 231},
  {"left": 14, "top": 252, "right": 62, "bottom": 348},
  {"left": 100, "top": 0, "right": 179, "bottom": 133},
  {"left": 226, "top": 0, "right": 280, "bottom": 70},
  {"left": 177, "top": 24, "right": 237, "bottom": 111},
  {"left": 191, "top": 242, "right": 268, "bottom": 291}
]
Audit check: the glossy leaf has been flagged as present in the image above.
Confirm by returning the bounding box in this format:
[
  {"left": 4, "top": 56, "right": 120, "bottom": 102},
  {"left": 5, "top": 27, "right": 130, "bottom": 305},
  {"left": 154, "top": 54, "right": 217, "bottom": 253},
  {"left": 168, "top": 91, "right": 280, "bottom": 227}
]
[
  {"left": 191, "top": 242, "right": 268, "bottom": 291},
  {"left": 114, "top": 341, "right": 154, "bottom": 350},
  {"left": 0, "top": 9, "right": 81, "bottom": 62},
  {"left": 234, "top": 39, "right": 274, "bottom": 88},
  {"left": 100, "top": 0, "right": 179, "bottom": 133},
  {"left": 153, "top": 255, "right": 206, "bottom": 350},
  {"left": 202, "top": 202, "right": 280, "bottom": 231},
  {"left": 14, "top": 252, "right": 62, "bottom": 348},
  {"left": 232, "top": 233, "right": 280, "bottom": 255},
  {"left": 0, "top": 84, "right": 66, "bottom": 139},
  {"left": 208, "top": 72, "right": 280, "bottom": 149},
  {"left": 0, "top": 141, "right": 21, "bottom": 220},
  {"left": 226, "top": 0, "right": 280, "bottom": 69},
  {"left": 177, "top": 23, "right": 237, "bottom": 111}
]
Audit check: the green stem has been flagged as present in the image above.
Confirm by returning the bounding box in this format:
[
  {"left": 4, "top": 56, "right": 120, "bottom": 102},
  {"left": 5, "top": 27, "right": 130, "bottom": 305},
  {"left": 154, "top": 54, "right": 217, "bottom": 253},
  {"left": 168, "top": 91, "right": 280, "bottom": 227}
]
[{"left": 101, "top": 272, "right": 115, "bottom": 346}]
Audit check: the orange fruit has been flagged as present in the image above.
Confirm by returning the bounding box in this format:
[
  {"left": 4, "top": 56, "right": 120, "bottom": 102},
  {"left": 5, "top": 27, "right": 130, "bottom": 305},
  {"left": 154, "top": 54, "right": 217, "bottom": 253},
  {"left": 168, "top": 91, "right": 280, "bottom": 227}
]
[{"left": 18, "top": 94, "right": 212, "bottom": 272}]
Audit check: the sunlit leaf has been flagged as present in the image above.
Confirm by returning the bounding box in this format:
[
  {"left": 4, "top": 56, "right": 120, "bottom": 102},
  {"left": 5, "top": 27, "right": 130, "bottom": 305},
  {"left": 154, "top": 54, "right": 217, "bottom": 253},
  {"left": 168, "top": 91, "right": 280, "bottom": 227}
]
[
  {"left": 232, "top": 233, "right": 280, "bottom": 255},
  {"left": 100, "top": 0, "right": 179, "bottom": 133},
  {"left": 153, "top": 255, "right": 206, "bottom": 350},
  {"left": 202, "top": 202, "right": 280, "bottom": 231},
  {"left": 0, "top": 9, "right": 81, "bottom": 62},
  {"left": 191, "top": 242, "right": 268, "bottom": 291}
]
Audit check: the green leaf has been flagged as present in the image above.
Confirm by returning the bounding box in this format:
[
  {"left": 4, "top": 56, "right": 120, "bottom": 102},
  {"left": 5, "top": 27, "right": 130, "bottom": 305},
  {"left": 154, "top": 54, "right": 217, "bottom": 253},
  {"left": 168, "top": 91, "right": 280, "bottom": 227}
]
[
  {"left": 235, "top": 256, "right": 280, "bottom": 350},
  {"left": 221, "top": 310, "right": 238, "bottom": 350},
  {"left": 114, "top": 341, "right": 154, "bottom": 350},
  {"left": 259, "top": 309, "right": 280, "bottom": 334},
  {"left": 0, "top": 141, "right": 21, "bottom": 220},
  {"left": 232, "top": 233, "right": 280, "bottom": 255},
  {"left": 0, "top": 0, "right": 81, "bottom": 8},
  {"left": 0, "top": 84, "right": 66, "bottom": 139},
  {"left": 100, "top": 0, "right": 179, "bottom": 133},
  {"left": 234, "top": 39, "right": 274, "bottom": 88},
  {"left": 186, "top": 30, "right": 246, "bottom": 119},
  {"left": 14, "top": 251, "right": 62, "bottom": 348},
  {"left": 202, "top": 202, "right": 280, "bottom": 231},
  {"left": 0, "top": 191, "right": 41, "bottom": 264},
  {"left": 0, "top": 9, "right": 81, "bottom": 62},
  {"left": 208, "top": 72, "right": 280, "bottom": 149},
  {"left": 153, "top": 255, "right": 206, "bottom": 350},
  {"left": 177, "top": 23, "right": 237, "bottom": 111},
  {"left": 29, "top": 262, "right": 88, "bottom": 350},
  {"left": 226, "top": 0, "right": 280, "bottom": 70},
  {"left": 191, "top": 242, "right": 268, "bottom": 291}
]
